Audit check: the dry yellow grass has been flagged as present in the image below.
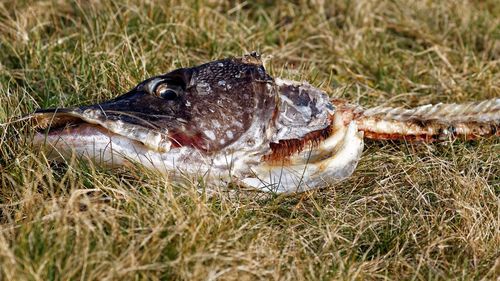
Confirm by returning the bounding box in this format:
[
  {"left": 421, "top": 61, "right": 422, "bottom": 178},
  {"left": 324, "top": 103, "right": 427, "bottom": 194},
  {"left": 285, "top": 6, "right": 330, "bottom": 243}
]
[{"left": 0, "top": 0, "right": 499, "bottom": 280}]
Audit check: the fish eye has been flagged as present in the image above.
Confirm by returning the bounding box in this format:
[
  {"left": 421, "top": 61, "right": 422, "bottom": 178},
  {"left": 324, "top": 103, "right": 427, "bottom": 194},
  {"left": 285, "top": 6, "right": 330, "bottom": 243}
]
[{"left": 155, "top": 83, "right": 178, "bottom": 100}]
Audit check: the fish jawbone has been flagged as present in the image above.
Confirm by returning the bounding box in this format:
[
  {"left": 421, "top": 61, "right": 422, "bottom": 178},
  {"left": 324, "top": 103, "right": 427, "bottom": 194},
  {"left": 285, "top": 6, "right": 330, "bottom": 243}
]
[{"left": 239, "top": 121, "right": 364, "bottom": 193}]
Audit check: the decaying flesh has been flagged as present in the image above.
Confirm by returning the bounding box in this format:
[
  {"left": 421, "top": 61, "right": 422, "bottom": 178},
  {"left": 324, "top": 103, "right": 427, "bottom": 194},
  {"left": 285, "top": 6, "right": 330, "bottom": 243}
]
[{"left": 31, "top": 53, "right": 500, "bottom": 193}]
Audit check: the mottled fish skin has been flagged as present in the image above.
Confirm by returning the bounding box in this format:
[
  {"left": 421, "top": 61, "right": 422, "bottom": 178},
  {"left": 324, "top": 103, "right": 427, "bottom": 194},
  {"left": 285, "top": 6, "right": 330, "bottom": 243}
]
[{"left": 31, "top": 53, "right": 500, "bottom": 193}]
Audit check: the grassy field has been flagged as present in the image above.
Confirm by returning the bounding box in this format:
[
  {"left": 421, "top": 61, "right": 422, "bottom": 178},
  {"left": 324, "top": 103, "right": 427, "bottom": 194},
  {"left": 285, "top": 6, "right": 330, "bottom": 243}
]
[{"left": 1, "top": 0, "right": 499, "bottom": 280}]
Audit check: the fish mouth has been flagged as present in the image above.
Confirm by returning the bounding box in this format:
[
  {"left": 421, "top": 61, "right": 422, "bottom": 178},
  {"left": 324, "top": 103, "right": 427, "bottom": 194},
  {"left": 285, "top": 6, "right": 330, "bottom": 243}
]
[{"left": 32, "top": 108, "right": 172, "bottom": 152}]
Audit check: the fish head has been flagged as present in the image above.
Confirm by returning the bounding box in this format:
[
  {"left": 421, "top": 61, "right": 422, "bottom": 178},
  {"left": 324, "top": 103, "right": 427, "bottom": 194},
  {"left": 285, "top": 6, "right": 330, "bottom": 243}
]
[
  {"left": 32, "top": 54, "right": 364, "bottom": 193},
  {"left": 34, "top": 53, "right": 276, "bottom": 151}
]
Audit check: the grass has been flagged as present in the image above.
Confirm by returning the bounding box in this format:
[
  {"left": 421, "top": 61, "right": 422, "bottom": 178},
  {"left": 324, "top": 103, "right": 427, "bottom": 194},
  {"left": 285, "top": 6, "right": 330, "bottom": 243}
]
[{"left": 0, "top": 0, "right": 499, "bottom": 280}]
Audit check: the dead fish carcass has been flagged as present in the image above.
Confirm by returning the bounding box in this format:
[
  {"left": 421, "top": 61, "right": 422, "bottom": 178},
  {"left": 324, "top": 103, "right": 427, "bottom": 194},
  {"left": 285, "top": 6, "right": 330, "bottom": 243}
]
[{"left": 31, "top": 53, "right": 500, "bottom": 193}]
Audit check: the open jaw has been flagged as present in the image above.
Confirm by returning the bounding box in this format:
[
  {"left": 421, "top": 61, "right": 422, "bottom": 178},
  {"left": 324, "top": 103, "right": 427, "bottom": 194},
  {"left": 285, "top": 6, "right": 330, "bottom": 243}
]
[
  {"left": 32, "top": 107, "right": 364, "bottom": 194},
  {"left": 32, "top": 109, "right": 172, "bottom": 169}
]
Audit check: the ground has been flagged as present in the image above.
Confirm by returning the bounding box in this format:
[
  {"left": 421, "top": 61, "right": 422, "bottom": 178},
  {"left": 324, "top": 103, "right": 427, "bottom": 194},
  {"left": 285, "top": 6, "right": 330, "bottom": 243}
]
[{"left": 0, "top": 1, "right": 499, "bottom": 280}]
